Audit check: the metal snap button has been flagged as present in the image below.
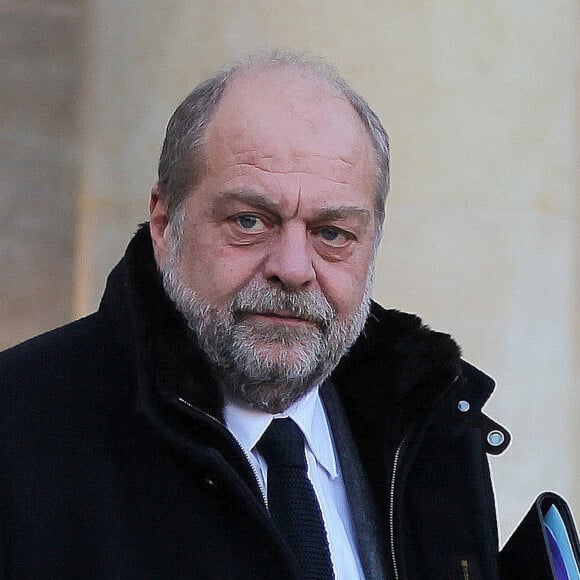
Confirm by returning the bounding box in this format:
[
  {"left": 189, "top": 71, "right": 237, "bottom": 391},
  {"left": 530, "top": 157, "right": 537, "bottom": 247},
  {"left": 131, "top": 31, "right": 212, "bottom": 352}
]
[
  {"left": 457, "top": 400, "right": 470, "bottom": 412},
  {"left": 487, "top": 430, "right": 505, "bottom": 447}
]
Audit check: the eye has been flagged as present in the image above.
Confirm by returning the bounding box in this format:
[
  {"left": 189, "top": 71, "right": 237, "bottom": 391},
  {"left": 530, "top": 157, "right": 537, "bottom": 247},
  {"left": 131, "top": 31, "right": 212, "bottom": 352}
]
[
  {"left": 233, "top": 214, "right": 265, "bottom": 232},
  {"left": 316, "top": 226, "right": 352, "bottom": 247}
]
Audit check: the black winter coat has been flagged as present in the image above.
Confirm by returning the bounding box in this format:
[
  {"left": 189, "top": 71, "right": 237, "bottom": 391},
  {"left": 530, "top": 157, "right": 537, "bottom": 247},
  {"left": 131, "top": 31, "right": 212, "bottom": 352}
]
[{"left": 0, "top": 226, "right": 509, "bottom": 579}]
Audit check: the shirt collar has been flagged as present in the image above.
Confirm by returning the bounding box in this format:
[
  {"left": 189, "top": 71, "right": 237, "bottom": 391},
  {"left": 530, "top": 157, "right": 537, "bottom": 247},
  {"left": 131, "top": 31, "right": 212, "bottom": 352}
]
[{"left": 223, "top": 388, "right": 338, "bottom": 479}]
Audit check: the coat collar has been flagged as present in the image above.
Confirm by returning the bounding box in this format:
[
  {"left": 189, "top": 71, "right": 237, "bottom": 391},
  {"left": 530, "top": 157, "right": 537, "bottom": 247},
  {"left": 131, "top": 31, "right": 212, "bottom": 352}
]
[{"left": 99, "top": 225, "right": 494, "bottom": 440}]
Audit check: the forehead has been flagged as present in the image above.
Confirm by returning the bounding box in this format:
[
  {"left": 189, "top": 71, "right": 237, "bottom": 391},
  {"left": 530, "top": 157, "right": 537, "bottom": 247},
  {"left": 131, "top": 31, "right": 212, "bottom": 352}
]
[{"left": 203, "top": 68, "right": 376, "bottom": 180}]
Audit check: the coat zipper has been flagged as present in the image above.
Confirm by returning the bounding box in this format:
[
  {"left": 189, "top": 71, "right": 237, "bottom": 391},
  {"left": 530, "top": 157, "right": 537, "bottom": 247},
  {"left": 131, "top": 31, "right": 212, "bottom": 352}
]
[
  {"left": 388, "top": 376, "right": 460, "bottom": 580},
  {"left": 177, "top": 397, "right": 268, "bottom": 509},
  {"left": 389, "top": 435, "right": 408, "bottom": 580}
]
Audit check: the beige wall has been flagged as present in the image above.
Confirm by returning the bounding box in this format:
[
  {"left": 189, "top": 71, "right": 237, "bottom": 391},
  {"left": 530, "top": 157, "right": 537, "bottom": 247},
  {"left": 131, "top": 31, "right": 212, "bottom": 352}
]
[
  {"left": 2, "top": 0, "right": 579, "bottom": 541},
  {"left": 0, "top": 1, "right": 83, "bottom": 348}
]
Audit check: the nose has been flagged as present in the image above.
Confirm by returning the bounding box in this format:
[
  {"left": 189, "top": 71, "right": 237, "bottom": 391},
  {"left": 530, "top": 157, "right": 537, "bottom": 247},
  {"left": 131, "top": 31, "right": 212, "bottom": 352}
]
[{"left": 263, "top": 225, "right": 316, "bottom": 291}]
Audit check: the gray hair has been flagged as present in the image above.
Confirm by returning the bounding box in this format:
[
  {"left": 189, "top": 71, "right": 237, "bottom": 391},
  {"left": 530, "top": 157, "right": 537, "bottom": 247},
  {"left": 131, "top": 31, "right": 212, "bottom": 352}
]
[{"left": 157, "top": 50, "right": 390, "bottom": 237}]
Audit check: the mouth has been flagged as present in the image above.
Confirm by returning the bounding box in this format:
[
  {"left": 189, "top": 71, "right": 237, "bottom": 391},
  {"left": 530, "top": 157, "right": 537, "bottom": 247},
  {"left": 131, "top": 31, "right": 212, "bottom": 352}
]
[{"left": 241, "top": 311, "right": 319, "bottom": 328}]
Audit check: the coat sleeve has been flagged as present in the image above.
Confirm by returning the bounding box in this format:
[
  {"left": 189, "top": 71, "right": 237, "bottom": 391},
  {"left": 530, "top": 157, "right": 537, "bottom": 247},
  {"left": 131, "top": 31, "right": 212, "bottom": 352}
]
[{"left": 0, "top": 507, "right": 5, "bottom": 579}]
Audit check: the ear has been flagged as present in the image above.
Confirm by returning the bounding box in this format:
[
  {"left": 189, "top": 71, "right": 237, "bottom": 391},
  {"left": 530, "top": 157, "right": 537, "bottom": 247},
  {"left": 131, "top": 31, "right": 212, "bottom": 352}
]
[{"left": 149, "top": 183, "right": 171, "bottom": 267}]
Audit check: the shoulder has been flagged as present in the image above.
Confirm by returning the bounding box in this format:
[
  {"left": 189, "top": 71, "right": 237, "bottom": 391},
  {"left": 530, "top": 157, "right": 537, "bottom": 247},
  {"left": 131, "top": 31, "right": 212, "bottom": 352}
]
[
  {"left": 0, "top": 313, "right": 110, "bottom": 382},
  {"left": 0, "top": 313, "right": 130, "bottom": 434}
]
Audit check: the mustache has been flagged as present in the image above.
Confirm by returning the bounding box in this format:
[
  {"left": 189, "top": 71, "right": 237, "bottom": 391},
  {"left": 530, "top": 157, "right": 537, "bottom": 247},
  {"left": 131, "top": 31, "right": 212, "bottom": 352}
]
[{"left": 230, "top": 282, "right": 335, "bottom": 329}]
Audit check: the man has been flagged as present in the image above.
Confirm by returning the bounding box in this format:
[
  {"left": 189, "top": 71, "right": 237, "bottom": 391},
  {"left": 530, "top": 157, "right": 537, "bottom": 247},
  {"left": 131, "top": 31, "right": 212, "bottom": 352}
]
[{"left": 0, "top": 52, "right": 509, "bottom": 579}]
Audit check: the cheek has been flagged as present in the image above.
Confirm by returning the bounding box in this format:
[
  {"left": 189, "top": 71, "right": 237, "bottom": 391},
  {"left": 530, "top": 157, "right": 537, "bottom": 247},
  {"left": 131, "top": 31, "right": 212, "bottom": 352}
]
[
  {"left": 179, "top": 243, "right": 265, "bottom": 304},
  {"left": 316, "top": 261, "right": 372, "bottom": 319}
]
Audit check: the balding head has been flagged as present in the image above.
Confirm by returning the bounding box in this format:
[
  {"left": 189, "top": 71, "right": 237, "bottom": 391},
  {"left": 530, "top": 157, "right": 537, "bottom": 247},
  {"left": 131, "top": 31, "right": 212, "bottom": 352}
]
[
  {"left": 155, "top": 50, "right": 390, "bottom": 240},
  {"left": 149, "top": 51, "right": 383, "bottom": 412}
]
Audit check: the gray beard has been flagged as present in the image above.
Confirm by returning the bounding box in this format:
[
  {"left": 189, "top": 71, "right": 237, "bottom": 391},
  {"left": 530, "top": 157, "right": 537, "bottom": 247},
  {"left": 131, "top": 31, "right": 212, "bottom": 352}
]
[{"left": 160, "top": 239, "right": 372, "bottom": 413}]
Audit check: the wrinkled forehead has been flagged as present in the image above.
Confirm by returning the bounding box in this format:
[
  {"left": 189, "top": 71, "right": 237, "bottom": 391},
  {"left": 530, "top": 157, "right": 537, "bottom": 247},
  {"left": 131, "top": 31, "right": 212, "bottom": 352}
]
[{"left": 203, "top": 68, "right": 376, "bottom": 171}]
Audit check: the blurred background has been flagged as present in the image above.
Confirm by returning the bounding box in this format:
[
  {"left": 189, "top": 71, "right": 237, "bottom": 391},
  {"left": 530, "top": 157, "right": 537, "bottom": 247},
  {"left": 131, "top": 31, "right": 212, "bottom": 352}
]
[{"left": 1, "top": 0, "right": 578, "bottom": 542}]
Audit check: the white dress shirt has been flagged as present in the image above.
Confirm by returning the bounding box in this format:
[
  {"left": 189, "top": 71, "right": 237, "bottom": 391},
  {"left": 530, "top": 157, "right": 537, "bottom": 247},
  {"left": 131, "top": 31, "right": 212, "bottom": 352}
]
[{"left": 224, "top": 388, "right": 365, "bottom": 579}]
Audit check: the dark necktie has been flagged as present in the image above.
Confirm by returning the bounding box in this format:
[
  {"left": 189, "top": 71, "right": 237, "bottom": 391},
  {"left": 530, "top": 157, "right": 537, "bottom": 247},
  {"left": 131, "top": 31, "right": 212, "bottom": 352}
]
[{"left": 257, "top": 418, "right": 335, "bottom": 580}]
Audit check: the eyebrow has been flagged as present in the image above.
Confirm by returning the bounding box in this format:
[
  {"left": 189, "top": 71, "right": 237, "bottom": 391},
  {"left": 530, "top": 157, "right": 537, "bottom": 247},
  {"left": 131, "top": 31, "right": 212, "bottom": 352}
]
[
  {"left": 314, "top": 206, "right": 372, "bottom": 225},
  {"left": 211, "top": 190, "right": 283, "bottom": 217},
  {"left": 211, "top": 190, "right": 372, "bottom": 225}
]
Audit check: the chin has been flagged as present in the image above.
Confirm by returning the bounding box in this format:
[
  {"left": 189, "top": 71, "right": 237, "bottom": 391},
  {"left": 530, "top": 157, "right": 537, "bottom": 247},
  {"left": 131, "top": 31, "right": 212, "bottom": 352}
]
[{"left": 253, "top": 343, "right": 313, "bottom": 365}]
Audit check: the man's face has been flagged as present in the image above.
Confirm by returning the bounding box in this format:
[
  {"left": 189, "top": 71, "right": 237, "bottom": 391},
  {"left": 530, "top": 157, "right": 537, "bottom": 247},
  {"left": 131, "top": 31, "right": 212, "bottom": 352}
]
[{"left": 151, "top": 69, "right": 378, "bottom": 412}]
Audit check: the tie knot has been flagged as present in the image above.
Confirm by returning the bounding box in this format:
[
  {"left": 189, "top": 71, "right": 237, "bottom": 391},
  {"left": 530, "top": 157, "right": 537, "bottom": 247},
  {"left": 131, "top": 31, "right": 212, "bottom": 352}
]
[{"left": 257, "top": 418, "right": 307, "bottom": 469}]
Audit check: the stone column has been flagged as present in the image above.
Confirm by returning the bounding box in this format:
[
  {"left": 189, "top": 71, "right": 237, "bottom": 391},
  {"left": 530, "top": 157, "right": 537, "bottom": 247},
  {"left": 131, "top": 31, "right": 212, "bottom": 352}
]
[{"left": 0, "top": 1, "right": 83, "bottom": 349}]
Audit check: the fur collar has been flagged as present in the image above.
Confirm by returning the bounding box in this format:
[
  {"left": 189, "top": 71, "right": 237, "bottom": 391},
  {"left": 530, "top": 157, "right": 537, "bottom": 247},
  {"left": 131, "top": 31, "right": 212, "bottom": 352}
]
[{"left": 101, "top": 225, "right": 469, "bottom": 439}]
